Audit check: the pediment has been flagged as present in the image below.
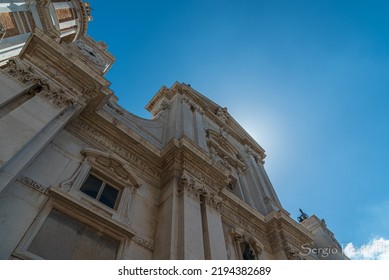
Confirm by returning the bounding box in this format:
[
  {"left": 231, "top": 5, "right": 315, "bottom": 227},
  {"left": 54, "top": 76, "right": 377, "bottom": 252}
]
[{"left": 81, "top": 148, "right": 141, "bottom": 187}]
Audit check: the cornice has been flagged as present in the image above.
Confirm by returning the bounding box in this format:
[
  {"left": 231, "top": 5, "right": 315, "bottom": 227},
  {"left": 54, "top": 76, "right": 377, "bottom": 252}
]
[
  {"left": 145, "top": 82, "right": 266, "bottom": 160},
  {"left": 160, "top": 136, "right": 231, "bottom": 193},
  {"left": 48, "top": 187, "right": 135, "bottom": 238},
  {"left": 66, "top": 117, "right": 161, "bottom": 186},
  {"left": 19, "top": 29, "right": 110, "bottom": 96}
]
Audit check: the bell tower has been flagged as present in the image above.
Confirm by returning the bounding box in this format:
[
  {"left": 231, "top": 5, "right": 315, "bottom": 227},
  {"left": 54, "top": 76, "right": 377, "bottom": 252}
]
[
  {"left": 0, "top": 0, "right": 114, "bottom": 197},
  {"left": 0, "top": 0, "right": 94, "bottom": 64}
]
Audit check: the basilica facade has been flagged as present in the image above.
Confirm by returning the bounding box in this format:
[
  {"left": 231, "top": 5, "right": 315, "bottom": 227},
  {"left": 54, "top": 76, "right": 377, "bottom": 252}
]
[{"left": 0, "top": 0, "right": 347, "bottom": 260}]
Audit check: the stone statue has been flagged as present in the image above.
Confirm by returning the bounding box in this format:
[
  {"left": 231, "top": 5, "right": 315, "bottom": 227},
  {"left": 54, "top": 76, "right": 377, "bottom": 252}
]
[
  {"left": 297, "top": 208, "right": 309, "bottom": 222},
  {"left": 243, "top": 243, "right": 256, "bottom": 260}
]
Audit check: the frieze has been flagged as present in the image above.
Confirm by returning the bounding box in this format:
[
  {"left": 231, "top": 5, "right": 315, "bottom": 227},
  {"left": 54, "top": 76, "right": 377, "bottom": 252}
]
[
  {"left": 221, "top": 207, "right": 264, "bottom": 238},
  {"left": 5, "top": 59, "right": 76, "bottom": 108},
  {"left": 71, "top": 119, "right": 160, "bottom": 178},
  {"left": 182, "top": 161, "right": 221, "bottom": 190},
  {"left": 18, "top": 176, "right": 45, "bottom": 192}
]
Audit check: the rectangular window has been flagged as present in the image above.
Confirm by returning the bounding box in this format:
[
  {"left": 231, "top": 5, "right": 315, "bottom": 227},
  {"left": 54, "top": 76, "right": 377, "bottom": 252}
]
[{"left": 80, "top": 174, "right": 120, "bottom": 209}]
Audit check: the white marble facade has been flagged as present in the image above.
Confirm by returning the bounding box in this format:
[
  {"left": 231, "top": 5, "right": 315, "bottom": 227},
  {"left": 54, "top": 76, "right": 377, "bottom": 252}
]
[{"left": 0, "top": 0, "right": 347, "bottom": 260}]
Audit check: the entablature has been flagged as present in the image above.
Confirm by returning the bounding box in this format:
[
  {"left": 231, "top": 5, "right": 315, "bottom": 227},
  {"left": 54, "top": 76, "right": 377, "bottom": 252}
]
[
  {"left": 19, "top": 29, "right": 111, "bottom": 97},
  {"left": 66, "top": 116, "right": 162, "bottom": 187}
]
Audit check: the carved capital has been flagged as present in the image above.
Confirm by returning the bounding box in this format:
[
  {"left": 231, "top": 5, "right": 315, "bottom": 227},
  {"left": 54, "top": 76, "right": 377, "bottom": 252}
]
[
  {"left": 159, "top": 101, "right": 170, "bottom": 111},
  {"left": 230, "top": 227, "right": 246, "bottom": 242},
  {"left": 181, "top": 94, "right": 204, "bottom": 114},
  {"left": 204, "top": 193, "right": 223, "bottom": 212},
  {"left": 178, "top": 174, "right": 222, "bottom": 211},
  {"left": 178, "top": 174, "right": 206, "bottom": 199},
  {"left": 5, "top": 59, "right": 76, "bottom": 108}
]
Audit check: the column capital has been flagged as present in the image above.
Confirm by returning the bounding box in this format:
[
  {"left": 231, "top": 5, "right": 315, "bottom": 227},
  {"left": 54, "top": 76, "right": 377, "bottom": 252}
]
[{"left": 5, "top": 58, "right": 77, "bottom": 108}]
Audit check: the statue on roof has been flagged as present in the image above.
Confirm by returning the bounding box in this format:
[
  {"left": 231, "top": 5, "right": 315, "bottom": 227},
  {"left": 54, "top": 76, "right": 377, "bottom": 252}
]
[{"left": 297, "top": 208, "right": 309, "bottom": 223}]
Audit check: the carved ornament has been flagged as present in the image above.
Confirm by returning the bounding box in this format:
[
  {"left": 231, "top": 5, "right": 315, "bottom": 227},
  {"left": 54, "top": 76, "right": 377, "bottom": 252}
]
[
  {"left": 19, "top": 176, "right": 45, "bottom": 192},
  {"left": 245, "top": 144, "right": 265, "bottom": 163},
  {"left": 221, "top": 207, "right": 264, "bottom": 238},
  {"left": 70, "top": 119, "right": 160, "bottom": 178},
  {"left": 181, "top": 94, "right": 204, "bottom": 114},
  {"left": 178, "top": 174, "right": 223, "bottom": 211},
  {"left": 5, "top": 59, "right": 76, "bottom": 108},
  {"left": 132, "top": 236, "right": 154, "bottom": 251},
  {"left": 216, "top": 107, "right": 229, "bottom": 123},
  {"left": 82, "top": 148, "right": 141, "bottom": 187},
  {"left": 106, "top": 102, "right": 124, "bottom": 115},
  {"left": 229, "top": 227, "right": 264, "bottom": 258},
  {"left": 182, "top": 161, "right": 221, "bottom": 190}
]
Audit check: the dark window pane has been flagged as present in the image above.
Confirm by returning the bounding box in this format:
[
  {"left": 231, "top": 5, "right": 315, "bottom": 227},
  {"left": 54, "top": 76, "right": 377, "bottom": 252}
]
[
  {"left": 80, "top": 174, "right": 102, "bottom": 199},
  {"left": 99, "top": 184, "right": 118, "bottom": 208}
]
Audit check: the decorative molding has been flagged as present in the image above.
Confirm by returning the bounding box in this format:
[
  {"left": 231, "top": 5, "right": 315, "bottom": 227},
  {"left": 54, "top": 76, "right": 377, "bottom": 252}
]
[
  {"left": 106, "top": 102, "right": 124, "bottom": 115},
  {"left": 159, "top": 101, "right": 170, "bottom": 111},
  {"left": 19, "top": 176, "right": 45, "bottom": 192},
  {"left": 285, "top": 246, "right": 306, "bottom": 260},
  {"left": 219, "top": 127, "right": 229, "bottom": 145},
  {"left": 36, "top": 1, "right": 61, "bottom": 41},
  {"left": 206, "top": 128, "right": 246, "bottom": 172},
  {"left": 48, "top": 189, "right": 135, "bottom": 238},
  {"left": 221, "top": 207, "right": 264, "bottom": 238},
  {"left": 5, "top": 59, "right": 76, "bottom": 108},
  {"left": 229, "top": 227, "right": 264, "bottom": 259},
  {"left": 182, "top": 161, "right": 221, "bottom": 190},
  {"left": 150, "top": 100, "right": 171, "bottom": 116},
  {"left": 59, "top": 176, "right": 76, "bottom": 192},
  {"left": 59, "top": 160, "right": 87, "bottom": 192},
  {"left": 182, "top": 94, "right": 204, "bottom": 114},
  {"left": 216, "top": 107, "right": 229, "bottom": 123},
  {"left": 70, "top": 119, "right": 160, "bottom": 178},
  {"left": 81, "top": 148, "right": 141, "bottom": 187},
  {"left": 25, "top": 0, "right": 34, "bottom": 12},
  {"left": 178, "top": 173, "right": 224, "bottom": 211},
  {"left": 245, "top": 144, "right": 265, "bottom": 163},
  {"left": 132, "top": 236, "right": 154, "bottom": 251},
  {"left": 178, "top": 175, "right": 206, "bottom": 199},
  {"left": 204, "top": 192, "right": 223, "bottom": 211}
]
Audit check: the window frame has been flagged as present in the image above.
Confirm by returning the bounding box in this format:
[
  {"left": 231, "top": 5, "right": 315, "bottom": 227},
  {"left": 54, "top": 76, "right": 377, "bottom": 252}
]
[
  {"left": 79, "top": 172, "right": 122, "bottom": 210},
  {"left": 57, "top": 148, "right": 141, "bottom": 224},
  {"left": 12, "top": 199, "right": 130, "bottom": 260}
]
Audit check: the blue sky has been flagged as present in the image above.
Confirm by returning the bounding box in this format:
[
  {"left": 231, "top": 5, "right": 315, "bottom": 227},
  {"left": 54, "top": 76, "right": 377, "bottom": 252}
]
[{"left": 88, "top": 0, "right": 389, "bottom": 257}]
